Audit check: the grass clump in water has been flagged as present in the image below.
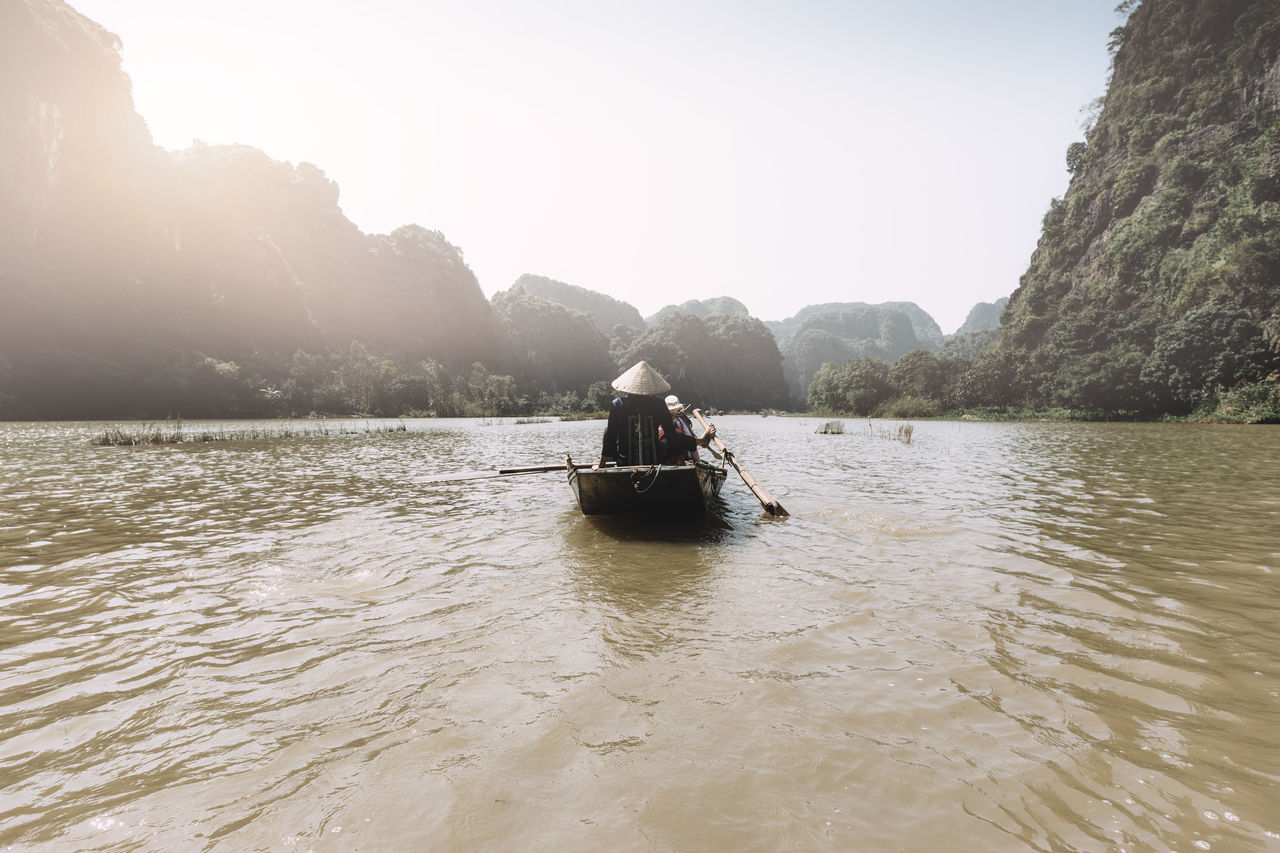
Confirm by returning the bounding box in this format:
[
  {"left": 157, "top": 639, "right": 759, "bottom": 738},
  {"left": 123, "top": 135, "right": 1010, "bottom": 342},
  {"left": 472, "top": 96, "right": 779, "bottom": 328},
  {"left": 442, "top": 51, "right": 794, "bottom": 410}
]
[
  {"left": 91, "top": 421, "right": 408, "bottom": 446},
  {"left": 92, "top": 426, "right": 184, "bottom": 446},
  {"left": 865, "top": 421, "right": 914, "bottom": 444}
]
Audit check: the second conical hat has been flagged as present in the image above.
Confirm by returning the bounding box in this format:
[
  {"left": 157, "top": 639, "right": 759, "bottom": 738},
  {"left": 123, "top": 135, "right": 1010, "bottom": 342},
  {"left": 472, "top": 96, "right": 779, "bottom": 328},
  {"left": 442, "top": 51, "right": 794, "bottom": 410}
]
[{"left": 611, "top": 360, "right": 671, "bottom": 395}]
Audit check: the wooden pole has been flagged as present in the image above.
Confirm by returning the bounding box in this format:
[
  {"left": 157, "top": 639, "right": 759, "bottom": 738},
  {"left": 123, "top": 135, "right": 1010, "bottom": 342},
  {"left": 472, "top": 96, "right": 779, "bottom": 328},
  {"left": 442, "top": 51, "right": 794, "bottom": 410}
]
[
  {"left": 419, "top": 462, "right": 612, "bottom": 484},
  {"left": 692, "top": 409, "right": 789, "bottom": 517}
]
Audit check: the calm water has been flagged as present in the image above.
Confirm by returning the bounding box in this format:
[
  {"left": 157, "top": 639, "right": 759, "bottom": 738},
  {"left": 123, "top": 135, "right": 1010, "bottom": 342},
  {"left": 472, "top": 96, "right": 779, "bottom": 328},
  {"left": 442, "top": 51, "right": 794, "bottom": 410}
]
[{"left": 1, "top": 417, "right": 1278, "bottom": 852}]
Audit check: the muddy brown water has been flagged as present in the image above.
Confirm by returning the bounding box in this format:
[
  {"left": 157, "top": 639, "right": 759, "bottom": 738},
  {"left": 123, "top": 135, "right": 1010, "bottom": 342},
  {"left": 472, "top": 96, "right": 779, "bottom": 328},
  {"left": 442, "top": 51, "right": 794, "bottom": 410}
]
[{"left": 1, "top": 417, "right": 1277, "bottom": 851}]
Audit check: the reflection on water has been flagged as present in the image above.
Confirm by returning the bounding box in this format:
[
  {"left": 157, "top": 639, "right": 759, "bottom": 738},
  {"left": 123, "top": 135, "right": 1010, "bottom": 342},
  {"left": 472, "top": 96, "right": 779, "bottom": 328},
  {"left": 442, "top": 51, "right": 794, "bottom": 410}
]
[
  {"left": 1, "top": 417, "right": 1278, "bottom": 851},
  {"left": 558, "top": 509, "right": 725, "bottom": 661},
  {"left": 968, "top": 425, "right": 1280, "bottom": 851}
]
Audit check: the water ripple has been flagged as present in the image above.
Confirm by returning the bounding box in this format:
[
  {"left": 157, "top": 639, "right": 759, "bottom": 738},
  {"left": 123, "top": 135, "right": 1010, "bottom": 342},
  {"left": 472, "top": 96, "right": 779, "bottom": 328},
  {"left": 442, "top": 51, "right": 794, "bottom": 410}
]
[{"left": 2, "top": 418, "right": 1279, "bottom": 850}]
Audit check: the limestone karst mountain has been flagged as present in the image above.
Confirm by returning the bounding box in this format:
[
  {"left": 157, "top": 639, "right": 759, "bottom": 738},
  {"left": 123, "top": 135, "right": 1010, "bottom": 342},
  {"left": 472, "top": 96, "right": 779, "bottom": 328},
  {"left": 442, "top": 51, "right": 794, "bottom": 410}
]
[
  {"left": 0, "top": 0, "right": 496, "bottom": 417},
  {"left": 508, "top": 274, "right": 645, "bottom": 336},
  {"left": 645, "top": 297, "right": 751, "bottom": 326},
  {"left": 956, "top": 297, "right": 1009, "bottom": 335},
  {"left": 765, "top": 302, "right": 943, "bottom": 398},
  {"left": 996, "top": 0, "right": 1280, "bottom": 413}
]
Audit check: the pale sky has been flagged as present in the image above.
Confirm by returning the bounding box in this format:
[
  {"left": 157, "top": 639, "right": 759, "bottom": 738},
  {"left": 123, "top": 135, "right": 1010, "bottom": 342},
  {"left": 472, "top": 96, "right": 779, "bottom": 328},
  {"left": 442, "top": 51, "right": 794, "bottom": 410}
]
[{"left": 70, "top": 0, "right": 1121, "bottom": 333}]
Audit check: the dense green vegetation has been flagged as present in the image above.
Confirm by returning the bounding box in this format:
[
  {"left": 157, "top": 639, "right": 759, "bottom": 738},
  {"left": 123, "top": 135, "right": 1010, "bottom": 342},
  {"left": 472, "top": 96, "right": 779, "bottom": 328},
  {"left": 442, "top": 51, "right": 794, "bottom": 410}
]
[
  {"left": 766, "top": 302, "right": 946, "bottom": 398},
  {"left": 808, "top": 345, "right": 1280, "bottom": 423},
  {"left": 645, "top": 297, "right": 750, "bottom": 325},
  {"left": 615, "top": 312, "right": 792, "bottom": 412},
  {"left": 995, "top": 0, "right": 1280, "bottom": 416},
  {"left": 811, "top": 0, "right": 1280, "bottom": 422},
  {"left": 955, "top": 298, "right": 1009, "bottom": 335},
  {"left": 490, "top": 289, "right": 616, "bottom": 400}
]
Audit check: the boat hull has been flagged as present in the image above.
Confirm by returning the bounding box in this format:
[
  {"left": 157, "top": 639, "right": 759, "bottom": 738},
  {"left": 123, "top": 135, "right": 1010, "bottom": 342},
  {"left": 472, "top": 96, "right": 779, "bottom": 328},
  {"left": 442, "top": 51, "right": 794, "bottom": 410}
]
[{"left": 568, "top": 462, "right": 727, "bottom": 516}]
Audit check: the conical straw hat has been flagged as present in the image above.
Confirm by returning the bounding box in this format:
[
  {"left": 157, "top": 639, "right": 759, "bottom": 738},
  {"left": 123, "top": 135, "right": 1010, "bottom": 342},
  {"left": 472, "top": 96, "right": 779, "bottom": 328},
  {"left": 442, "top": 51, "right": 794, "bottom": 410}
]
[{"left": 612, "top": 360, "right": 671, "bottom": 395}]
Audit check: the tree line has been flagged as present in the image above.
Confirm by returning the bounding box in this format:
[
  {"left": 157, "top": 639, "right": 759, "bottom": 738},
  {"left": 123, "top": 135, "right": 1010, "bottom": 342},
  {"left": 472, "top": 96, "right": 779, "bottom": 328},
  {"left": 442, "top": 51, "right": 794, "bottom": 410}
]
[
  {"left": 808, "top": 299, "right": 1280, "bottom": 423},
  {"left": 0, "top": 302, "right": 795, "bottom": 420}
]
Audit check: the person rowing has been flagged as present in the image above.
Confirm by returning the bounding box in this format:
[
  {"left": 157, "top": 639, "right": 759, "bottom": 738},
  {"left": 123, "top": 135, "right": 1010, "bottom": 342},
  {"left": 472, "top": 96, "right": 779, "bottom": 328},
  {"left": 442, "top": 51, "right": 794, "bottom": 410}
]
[
  {"left": 661, "top": 394, "right": 700, "bottom": 464},
  {"left": 596, "top": 361, "right": 715, "bottom": 469}
]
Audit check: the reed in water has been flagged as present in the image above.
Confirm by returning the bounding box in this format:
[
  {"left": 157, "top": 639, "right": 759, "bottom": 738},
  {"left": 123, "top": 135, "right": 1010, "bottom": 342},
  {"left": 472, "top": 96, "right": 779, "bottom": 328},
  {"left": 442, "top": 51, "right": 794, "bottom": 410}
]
[
  {"left": 91, "top": 421, "right": 408, "bottom": 446},
  {"left": 869, "top": 422, "right": 914, "bottom": 444}
]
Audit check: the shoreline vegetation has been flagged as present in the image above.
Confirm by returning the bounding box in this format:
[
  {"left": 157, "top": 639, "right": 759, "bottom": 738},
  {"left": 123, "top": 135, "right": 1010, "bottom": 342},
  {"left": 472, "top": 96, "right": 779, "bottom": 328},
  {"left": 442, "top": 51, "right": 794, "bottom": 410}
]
[
  {"left": 89, "top": 397, "right": 1277, "bottom": 448},
  {"left": 803, "top": 372, "right": 1280, "bottom": 425},
  {"left": 91, "top": 421, "right": 409, "bottom": 446},
  {"left": 90, "top": 414, "right": 587, "bottom": 446},
  {"left": 802, "top": 408, "right": 1278, "bottom": 424},
  {"left": 82, "top": 366, "right": 1280, "bottom": 448}
]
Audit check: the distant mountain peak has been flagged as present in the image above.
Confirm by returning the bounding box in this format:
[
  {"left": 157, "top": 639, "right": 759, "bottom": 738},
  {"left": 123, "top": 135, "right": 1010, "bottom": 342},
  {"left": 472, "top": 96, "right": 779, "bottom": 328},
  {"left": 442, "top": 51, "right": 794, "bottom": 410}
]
[
  {"left": 644, "top": 296, "right": 750, "bottom": 325},
  {"left": 507, "top": 274, "right": 644, "bottom": 334},
  {"left": 956, "top": 297, "right": 1009, "bottom": 335}
]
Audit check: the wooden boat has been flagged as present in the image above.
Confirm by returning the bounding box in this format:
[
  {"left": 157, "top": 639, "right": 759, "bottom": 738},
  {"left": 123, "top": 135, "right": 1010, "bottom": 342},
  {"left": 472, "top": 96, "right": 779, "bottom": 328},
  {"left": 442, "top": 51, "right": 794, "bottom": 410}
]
[{"left": 566, "top": 455, "right": 727, "bottom": 516}]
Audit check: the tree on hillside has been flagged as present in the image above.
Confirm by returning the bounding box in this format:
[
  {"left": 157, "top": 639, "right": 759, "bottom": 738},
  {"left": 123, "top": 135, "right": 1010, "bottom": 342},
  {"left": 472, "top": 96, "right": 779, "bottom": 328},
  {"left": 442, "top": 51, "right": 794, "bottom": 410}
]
[
  {"left": 645, "top": 296, "right": 750, "bottom": 325},
  {"left": 608, "top": 324, "right": 639, "bottom": 368},
  {"left": 808, "top": 358, "right": 894, "bottom": 415},
  {"left": 889, "top": 350, "right": 967, "bottom": 404},
  {"left": 704, "top": 315, "right": 792, "bottom": 410},
  {"left": 619, "top": 312, "right": 790, "bottom": 411},
  {"left": 491, "top": 290, "right": 615, "bottom": 396},
  {"left": 938, "top": 328, "right": 999, "bottom": 361},
  {"left": 510, "top": 273, "right": 645, "bottom": 332},
  {"left": 780, "top": 305, "right": 929, "bottom": 399},
  {"left": 951, "top": 349, "right": 1023, "bottom": 410},
  {"left": 1140, "top": 300, "right": 1279, "bottom": 413},
  {"left": 783, "top": 329, "right": 851, "bottom": 400},
  {"left": 618, "top": 312, "right": 717, "bottom": 405}
]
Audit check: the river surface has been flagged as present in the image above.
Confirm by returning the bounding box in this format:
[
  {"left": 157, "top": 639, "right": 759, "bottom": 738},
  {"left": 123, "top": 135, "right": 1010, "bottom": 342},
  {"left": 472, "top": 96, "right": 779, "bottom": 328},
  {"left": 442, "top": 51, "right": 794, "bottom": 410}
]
[{"left": 1, "top": 416, "right": 1278, "bottom": 852}]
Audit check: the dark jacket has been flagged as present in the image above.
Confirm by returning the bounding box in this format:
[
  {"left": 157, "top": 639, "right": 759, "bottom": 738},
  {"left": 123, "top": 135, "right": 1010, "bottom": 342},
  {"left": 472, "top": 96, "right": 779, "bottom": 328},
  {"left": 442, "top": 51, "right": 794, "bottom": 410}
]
[
  {"left": 600, "top": 395, "right": 696, "bottom": 465},
  {"left": 663, "top": 412, "right": 701, "bottom": 464}
]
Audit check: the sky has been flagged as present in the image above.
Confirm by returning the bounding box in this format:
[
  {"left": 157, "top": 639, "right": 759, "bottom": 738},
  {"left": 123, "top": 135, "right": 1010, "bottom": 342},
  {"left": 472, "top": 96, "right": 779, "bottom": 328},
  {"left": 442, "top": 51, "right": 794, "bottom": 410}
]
[{"left": 70, "top": 0, "right": 1123, "bottom": 333}]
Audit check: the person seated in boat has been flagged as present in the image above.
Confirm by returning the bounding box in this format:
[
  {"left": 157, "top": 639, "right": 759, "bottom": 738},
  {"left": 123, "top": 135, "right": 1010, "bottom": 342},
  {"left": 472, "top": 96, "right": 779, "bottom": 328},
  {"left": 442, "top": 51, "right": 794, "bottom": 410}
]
[
  {"left": 596, "top": 361, "right": 714, "bottom": 468},
  {"left": 660, "top": 394, "right": 701, "bottom": 465}
]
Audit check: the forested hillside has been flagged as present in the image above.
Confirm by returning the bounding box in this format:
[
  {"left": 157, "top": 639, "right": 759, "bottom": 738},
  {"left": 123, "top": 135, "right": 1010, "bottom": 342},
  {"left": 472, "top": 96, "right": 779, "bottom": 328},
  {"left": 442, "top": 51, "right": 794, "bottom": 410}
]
[
  {"left": 0, "top": 1, "right": 498, "bottom": 418},
  {"left": 616, "top": 312, "right": 792, "bottom": 412},
  {"left": 491, "top": 276, "right": 793, "bottom": 411},
  {"left": 765, "top": 302, "right": 943, "bottom": 398},
  {"left": 0, "top": 1, "right": 791, "bottom": 418},
  {"left": 515, "top": 280, "right": 999, "bottom": 408},
  {"left": 766, "top": 302, "right": 945, "bottom": 349},
  {"left": 810, "top": 0, "right": 1280, "bottom": 422},
  {"left": 645, "top": 297, "right": 751, "bottom": 325},
  {"left": 508, "top": 274, "right": 645, "bottom": 336},
  {"left": 996, "top": 0, "right": 1280, "bottom": 415},
  {"left": 956, "top": 297, "right": 1009, "bottom": 335}
]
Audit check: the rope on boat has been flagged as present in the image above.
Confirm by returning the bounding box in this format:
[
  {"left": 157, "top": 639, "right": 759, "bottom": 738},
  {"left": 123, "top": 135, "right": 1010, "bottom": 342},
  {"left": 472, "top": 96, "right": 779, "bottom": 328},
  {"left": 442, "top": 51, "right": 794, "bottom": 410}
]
[{"left": 631, "top": 464, "right": 661, "bottom": 493}]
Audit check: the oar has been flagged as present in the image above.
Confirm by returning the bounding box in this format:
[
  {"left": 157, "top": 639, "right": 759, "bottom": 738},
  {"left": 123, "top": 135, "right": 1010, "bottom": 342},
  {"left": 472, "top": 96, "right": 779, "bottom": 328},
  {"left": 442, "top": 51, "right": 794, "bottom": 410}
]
[
  {"left": 692, "top": 409, "right": 789, "bottom": 517},
  {"left": 418, "top": 462, "right": 612, "bottom": 484}
]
